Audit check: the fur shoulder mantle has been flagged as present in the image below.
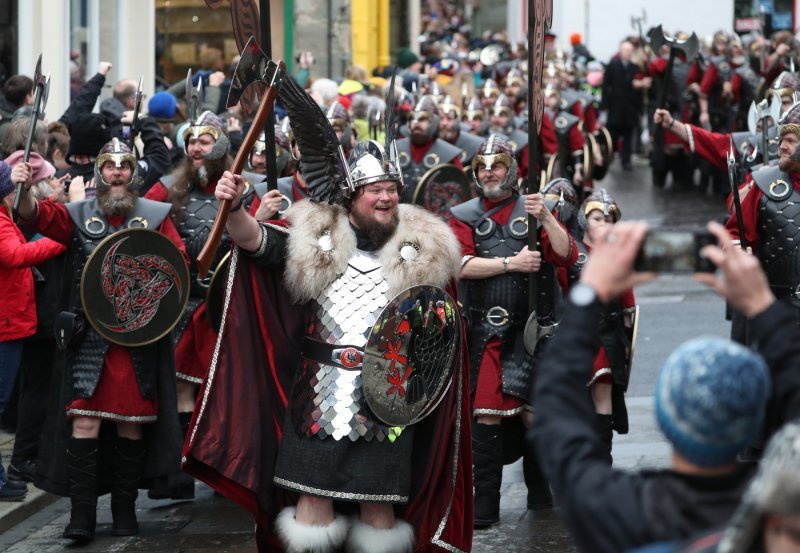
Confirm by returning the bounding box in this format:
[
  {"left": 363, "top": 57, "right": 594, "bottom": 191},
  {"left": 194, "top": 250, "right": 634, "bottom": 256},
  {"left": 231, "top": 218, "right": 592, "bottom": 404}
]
[{"left": 282, "top": 200, "right": 460, "bottom": 304}]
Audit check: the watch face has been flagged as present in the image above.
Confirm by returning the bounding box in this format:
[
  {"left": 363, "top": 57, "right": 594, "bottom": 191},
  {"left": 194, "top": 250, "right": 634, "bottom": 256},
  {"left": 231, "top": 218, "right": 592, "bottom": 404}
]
[{"left": 570, "top": 283, "right": 597, "bottom": 306}]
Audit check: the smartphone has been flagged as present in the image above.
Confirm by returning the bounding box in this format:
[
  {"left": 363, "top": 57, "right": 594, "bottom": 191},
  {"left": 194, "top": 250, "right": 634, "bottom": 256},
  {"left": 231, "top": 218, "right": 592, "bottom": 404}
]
[{"left": 634, "top": 229, "right": 717, "bottom": 273}]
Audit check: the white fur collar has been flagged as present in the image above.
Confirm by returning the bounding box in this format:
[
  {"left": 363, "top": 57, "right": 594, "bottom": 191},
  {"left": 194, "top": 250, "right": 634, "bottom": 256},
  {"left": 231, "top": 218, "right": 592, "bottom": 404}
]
[{"left": 283, "top": 200, "right": 460, "bottom": 304}]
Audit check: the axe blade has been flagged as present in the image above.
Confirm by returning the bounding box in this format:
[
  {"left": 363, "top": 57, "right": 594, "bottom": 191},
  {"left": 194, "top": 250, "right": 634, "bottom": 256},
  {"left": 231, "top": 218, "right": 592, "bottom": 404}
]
[
  {"left": 678, "top": 32, "right": 700, "bottom": 63},
  {"left": 185, "top": 68, "right": 193, "bottom": 105},
  {"left": 748, "top": 101, "right": 758, "bottom": 135},
  {"left": 227, "top": 36, "right": 274, "bottom": 109},
  {"left": 32, "top": 54, "right": 45, "bottom": 87},
  {"left": 41, "top": 74, "right": 51, "bottom": 113},
  {"left": 648, "top": 25, "right": 666, "bottom": 52}
]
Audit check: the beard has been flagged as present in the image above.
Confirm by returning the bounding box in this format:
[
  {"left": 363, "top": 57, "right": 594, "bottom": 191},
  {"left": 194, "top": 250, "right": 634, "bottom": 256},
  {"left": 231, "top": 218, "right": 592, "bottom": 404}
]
[
  {"left": 350, "top": 206, "right": 400, "bottom": 248},
  {"left": 438, "top": 125, "right": 458, "bottom": 142},
  {"left": 97, "top": 187, "right": 138, "bottom": 217},
  {"left": 409, "top": 128, "right": 433, "bottom": 146},
  {"left": 482, "top": 180, "right": 512, "bottom": 201},
  {"left": 189, "top": 157, "right": 226, "bottom": 188}
]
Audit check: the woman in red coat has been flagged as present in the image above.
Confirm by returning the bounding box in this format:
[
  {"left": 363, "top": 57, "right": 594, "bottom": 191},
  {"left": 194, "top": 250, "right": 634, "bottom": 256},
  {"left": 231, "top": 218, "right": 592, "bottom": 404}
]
[{"left": 0, "top": 161, "right": 65, "bottom": 500}]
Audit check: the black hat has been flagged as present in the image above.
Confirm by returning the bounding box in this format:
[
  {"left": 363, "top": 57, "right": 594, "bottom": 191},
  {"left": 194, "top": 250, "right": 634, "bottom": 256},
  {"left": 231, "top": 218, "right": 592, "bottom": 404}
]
[{"left": 67, "top": 113, "right": 111, "bottom": 162}]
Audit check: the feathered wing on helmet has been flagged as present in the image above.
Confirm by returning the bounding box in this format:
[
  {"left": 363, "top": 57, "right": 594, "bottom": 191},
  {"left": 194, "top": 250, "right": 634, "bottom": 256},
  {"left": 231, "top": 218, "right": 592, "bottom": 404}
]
[
  {"left": 278, "top": 75, "right": 352, "bottom": 204},
  {"left": 384, "top": 67, "right": 404, "bottom": 190}
]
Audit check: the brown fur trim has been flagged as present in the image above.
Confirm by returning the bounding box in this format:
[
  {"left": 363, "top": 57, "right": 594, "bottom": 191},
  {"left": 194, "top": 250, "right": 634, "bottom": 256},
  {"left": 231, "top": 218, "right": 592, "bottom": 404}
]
[{"left": 283, "top": 201, "right": 460, "bottom": 304}]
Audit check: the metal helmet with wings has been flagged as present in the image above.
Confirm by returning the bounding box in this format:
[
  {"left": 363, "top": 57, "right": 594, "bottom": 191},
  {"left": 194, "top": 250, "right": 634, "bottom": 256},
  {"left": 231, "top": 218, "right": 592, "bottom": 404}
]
[{"left": 278, "top": 68, "right": 404, "bottom": 204}]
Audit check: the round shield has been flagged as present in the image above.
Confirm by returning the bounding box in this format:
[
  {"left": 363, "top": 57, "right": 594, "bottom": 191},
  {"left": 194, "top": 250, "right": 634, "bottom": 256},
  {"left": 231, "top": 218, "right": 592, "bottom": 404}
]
[
  {"left": 411, "top": 163, "right": 473, "bottom": 221},
  {"left": 81, "top": 228, "right": 190, "bottom": 346},
  {"left": 206, "top": 251, "right": 232, "bottom": 332},
  {"left": 361, "top": 285, "right": 461, "bottom": 427}
]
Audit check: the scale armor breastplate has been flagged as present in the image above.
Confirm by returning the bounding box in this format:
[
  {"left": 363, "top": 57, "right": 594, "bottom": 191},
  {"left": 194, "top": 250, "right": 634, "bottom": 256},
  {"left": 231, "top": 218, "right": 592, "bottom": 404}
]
[
  {"left": 291, "top": 250, "right": 398, "bottom": 442},
  {"left": 758, "top": 189, "right": 800, "bottom": 300}
]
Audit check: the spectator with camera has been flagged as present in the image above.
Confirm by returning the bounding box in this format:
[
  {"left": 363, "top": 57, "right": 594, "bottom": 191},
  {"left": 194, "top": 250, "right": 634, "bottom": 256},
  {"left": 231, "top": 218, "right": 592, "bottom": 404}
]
[{"left": 531, "top": 220, "right": 800, "bottom": 553}]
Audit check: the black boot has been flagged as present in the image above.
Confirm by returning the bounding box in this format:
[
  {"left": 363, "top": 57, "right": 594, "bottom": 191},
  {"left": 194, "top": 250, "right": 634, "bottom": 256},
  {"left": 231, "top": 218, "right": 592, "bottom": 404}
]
[
  {"left": 111, "top": 436, "right": 145, "bottom": 536},
  {"left": 472, "top": 422, "right": 503, "bottom": 529},
  {"left": 523, "top": 444, "right": 553, "bottom": 511},
  {"left": 596, "top": 414, "right": 614, "bottom": 465},
  {"left": 63, "top": 438, "right": 98, "bottom": 541}
]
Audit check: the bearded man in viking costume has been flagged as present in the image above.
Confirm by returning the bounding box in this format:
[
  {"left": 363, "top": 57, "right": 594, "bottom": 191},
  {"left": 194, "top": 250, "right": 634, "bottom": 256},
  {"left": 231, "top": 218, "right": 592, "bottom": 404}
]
[
  {"left": 145, "top": 111, "right": 255, "bottom": 501},
  {"left": 15, "top": 138, "right": 184, "bottom": 541},
  {"left": 182, "top": 74, "right": 472, "bottom": 553}
]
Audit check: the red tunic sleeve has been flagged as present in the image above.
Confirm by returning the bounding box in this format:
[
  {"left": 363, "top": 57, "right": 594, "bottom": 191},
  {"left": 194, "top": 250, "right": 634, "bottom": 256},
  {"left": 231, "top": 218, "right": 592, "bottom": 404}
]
[
  {"left": 144, "top": 181, "right": 169, "bottom": 202},
  {"left": 687, "top": 61, "right": 701, "bottom": 85},
  {"left": 681, "top": 125, "right": 730, "bottom": 170},
  {"left": 725, "top": 182, "right": 761, "bottom": 248},
  {"left": 700, "top": 63, "right": 719, "bottom": 95},
  {"left": 730, "top": 73, "right": 742, "bottom": 104},
  {"left": 540, "top": 113, "right": 558, "bottom": 155},
  {"left": 448, "top": 216, "right": 476, "bottom": 257},
  {"left": 568, "top": 124, "right": 584, "bottom": 154},
  {"left": 540, "top": 224, "right": 579, "bottom": 267},
  {"left": 28, "top": 200, "right": 75, "bottom": 244}
]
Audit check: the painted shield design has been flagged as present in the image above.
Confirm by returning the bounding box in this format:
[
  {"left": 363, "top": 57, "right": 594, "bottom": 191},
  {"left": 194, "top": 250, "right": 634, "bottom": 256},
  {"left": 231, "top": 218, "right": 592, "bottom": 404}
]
[
  {"left": 361, "top": 285, "right": 461, "bottom": 427},
  {"left": 81, "top": 228, "right": 190, "bottom": 346},
  {"left": 411, "top": 163, "right": 473, "bottom": 221}
]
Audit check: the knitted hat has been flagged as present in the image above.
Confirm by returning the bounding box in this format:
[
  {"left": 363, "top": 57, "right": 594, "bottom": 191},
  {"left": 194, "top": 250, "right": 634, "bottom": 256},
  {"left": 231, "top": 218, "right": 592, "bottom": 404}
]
[
  {"left": 655, "top": 337, "right": 770, "bottom": 467},
  {"left": 148, "top": 91, "right": 177, "bottom": 120},
  {"left": 396, "top": 47, "right": 419, "bottom": 69},
  {"left": 67, "top": 113, "right": 111, "bottom": 162},
  {"left": 0, "top": 161, "right": 13, "bottom": 198}
]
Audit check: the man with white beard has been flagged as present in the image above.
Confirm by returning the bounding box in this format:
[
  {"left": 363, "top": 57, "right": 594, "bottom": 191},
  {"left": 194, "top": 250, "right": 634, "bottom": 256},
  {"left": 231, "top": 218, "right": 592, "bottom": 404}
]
[{"left": 448, "top": 135, "right": 577, "bottom": 528}]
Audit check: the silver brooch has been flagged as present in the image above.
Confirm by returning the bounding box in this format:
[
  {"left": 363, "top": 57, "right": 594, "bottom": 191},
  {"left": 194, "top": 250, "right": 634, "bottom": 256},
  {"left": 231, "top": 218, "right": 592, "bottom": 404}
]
[
  {"left": 399, "top": 241, "right": 420, "bottom": 262},
  {"left": 318, "top": 230, "right": 334, "bottom": 253}
]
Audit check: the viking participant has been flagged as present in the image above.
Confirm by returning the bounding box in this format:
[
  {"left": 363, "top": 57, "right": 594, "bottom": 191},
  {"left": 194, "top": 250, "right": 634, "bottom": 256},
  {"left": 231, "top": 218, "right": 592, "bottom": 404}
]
[
  {"left": 543, "top": 85, "right": 587, "bottom": 191},
  {"left": 438, "top": 95, "right": 484, "bottom": 167},
  {"left": 15, "top": 138, "right": 184, "bottom": 540},
  {"left": 249, "top": 122, "right": 296, "bottom": 220},
  {"left": 144, "top": 111, "right": 254, "bottom": 499},
  {"left": 561, "top": 190, "right": 634, "bottom": 463},
  {"left": 395, "top": 95, "right": 463, "bottom": 203},
  {"left": 449, "top": 136, "right": 577, "bottom": 528},
  {"left": 464, "top": 96, "right": 490, "bottom": 137},
  {"left": 183, "top": 75, "right": 472, "bottom": 553}
]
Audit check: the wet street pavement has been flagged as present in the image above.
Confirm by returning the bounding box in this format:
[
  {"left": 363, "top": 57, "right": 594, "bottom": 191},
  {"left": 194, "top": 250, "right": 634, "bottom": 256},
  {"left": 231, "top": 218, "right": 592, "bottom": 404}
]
[{"left": 0, "top": 157, "right": 733, "bottom": 552}]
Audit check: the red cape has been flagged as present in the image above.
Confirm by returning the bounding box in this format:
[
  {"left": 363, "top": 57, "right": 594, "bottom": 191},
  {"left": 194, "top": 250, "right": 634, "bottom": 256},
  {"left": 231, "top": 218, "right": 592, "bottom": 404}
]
[{"left": 183, "top": 238, "right": 473, "bottom": 552}]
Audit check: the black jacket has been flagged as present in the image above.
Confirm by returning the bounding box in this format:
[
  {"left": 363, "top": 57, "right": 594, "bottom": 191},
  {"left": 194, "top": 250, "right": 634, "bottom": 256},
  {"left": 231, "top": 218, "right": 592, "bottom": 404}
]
[
  {"left": 531, "top": 298, "right": 800, "bottom": 553},
  {"left": 602, "top": 56, "right": 642, "bottom": 127}
]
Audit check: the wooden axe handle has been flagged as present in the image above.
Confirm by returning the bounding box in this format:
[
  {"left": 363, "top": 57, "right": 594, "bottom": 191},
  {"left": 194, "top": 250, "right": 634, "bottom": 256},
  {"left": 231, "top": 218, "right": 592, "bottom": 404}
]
[{"left": 196, "top": 76, "right": 281, "bottom": 278}]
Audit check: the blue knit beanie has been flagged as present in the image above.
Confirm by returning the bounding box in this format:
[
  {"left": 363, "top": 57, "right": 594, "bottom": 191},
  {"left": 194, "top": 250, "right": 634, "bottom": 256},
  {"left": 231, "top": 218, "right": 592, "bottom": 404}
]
[
  {"left": 0, "top": 161, "right": 13, "bottom": 198},
  {"left": 655, "top": 337, "right": 770, "bottom": 467},
  {"left": 148, "top": 91, "right": 177, "bottom": 120}
]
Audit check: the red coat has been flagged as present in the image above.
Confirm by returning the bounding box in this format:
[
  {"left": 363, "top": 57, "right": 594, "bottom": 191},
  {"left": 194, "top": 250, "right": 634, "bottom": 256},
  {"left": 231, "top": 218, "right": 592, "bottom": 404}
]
[{"left": 0, "top": 209, "right": 66, "bottom": 341}]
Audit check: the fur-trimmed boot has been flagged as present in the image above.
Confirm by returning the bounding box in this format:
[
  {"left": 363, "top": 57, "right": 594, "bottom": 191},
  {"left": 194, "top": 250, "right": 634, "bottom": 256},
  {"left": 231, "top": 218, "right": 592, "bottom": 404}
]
[
  {"left": 472, "top": 422, "right": 503, "bottom": 528},
  {"left": 63, "top": 437, "right": 98, "bottom": 541},
  {"left": 111, "top": 437, "right": 146, "bottom": 536},
  {"left": 346, "top": 518, "right": 414, "bottom": 553},
  {"left": 596, "top": 414, "right": 614, "bottom": 465},
  {"left": 523, "top": 441, "right": 553, "bottom": 511},
  {"left": 274, "top": 506, "right": 349, "bottom": 553}
]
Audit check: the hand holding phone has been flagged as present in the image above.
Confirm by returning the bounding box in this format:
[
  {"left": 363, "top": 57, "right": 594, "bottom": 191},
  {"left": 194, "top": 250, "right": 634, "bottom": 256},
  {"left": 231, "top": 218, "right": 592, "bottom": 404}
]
[{"left": 634, "top": 229, "right": 717, "bottom": 273}]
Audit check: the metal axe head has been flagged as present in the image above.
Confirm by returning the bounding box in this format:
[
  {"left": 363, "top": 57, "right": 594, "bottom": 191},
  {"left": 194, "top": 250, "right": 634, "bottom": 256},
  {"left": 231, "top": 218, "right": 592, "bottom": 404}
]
[
  {"left": 41, "top": 74, "right": 51, "bottom": 112},
  {"left": 32, "top": 54, "right": 45, "bottom": 88},
  {"left": 227, "top": 36, "right": 279, "bottom": 109},
  {"left": 136, "top": 75, "right": 143, "bottom": 96},
  {"left": 648, "top": 25, "right": 700, "bottom": 61}
]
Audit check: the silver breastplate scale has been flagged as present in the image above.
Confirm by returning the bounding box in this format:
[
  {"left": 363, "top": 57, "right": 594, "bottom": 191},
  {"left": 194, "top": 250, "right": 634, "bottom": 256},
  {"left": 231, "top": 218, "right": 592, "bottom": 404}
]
[{"left": 294, "top": 249, "right": 396, "bottom": 442}]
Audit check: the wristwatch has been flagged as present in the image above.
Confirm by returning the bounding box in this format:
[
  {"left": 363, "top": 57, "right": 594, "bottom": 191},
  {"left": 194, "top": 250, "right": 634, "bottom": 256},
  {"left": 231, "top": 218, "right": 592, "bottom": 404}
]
[
  {"left": 502, "top": 257, "right": 510, "bottom": 273},
  {"left": 569, "top": 283, "right": 599, "bottom": 307}
]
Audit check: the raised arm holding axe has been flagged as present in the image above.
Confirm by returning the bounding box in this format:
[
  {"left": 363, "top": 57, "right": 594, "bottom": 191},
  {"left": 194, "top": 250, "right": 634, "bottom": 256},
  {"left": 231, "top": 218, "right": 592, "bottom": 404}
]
[
  {"left": 195, "top": 37, "right": 285, "bottom": 278},
  {"left": 12, "top": 55, "right": 49, "bottom": 222}
]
